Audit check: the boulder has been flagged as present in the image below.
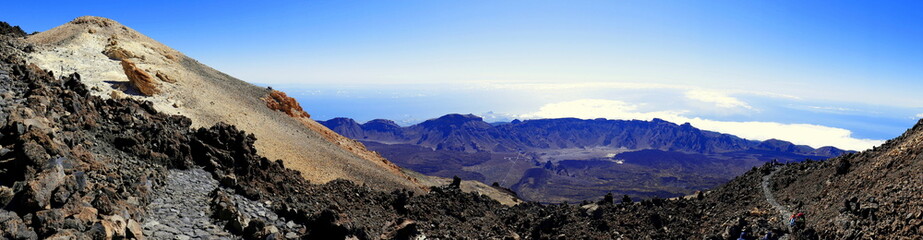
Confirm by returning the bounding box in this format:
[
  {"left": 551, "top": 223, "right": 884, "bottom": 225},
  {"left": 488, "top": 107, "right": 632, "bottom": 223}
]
[
  {"left": 109, "top": 90, "right": 126, "bottom": 100},
  {"left": 89, "top": 221, "right": 113, "bottom": 240},
  {"left": 119, "top": 59, "right": 159, "bottom": 96},
  {"left": 243, "top": 219, "right": 268, "bottom": 239},
  {"left": 450, "top": 176, "right": 461, "bottom": 189},
  {"left": 33, "top": 209, "right": 67, "bottom": 236},
  {"left": 21, "top": 165, "right": 65, "bottom": 209},
  {"left": 0, "top": 210, "right": 38, "bottom": 240},
  {"left": 45, "top": 229, "right": 87, "bottom": 240},
  {"left": 227, "top": 214, "right": 250, "bottom": 234},
  {"left": 211, "top": 190, "right": 238, "bottom": 221},
  {"left": 261, "top": 90, "right": 309, "bottom": 118},
  {"left": 598, "top": 193, "right": 614, "bottom": 205},
  {"left": 103, "top": 215, "right": 128, "bottom": 238},
  {"left": 126, "top": 219, "right": 144, "bottom": 240},
  {"left": 72, "top": 206, "right": 99, "bottom": 225},
  {"left": 0, "top": 185, "right": 14, "bottom": 207}
]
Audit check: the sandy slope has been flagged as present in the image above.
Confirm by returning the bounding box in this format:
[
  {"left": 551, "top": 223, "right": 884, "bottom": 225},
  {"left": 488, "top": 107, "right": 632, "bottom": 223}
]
[{"left": 24, "top": 16, "right": 428, "bottom": 192}]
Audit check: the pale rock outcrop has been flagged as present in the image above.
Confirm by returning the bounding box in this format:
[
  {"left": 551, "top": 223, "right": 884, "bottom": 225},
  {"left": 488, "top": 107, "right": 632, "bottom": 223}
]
[{"left": 155, "top": 70, "right": 176, "bottom": 83}]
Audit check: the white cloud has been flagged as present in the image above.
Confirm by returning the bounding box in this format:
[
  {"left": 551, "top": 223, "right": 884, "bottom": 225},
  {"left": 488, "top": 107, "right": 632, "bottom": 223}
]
[
  {"left": 478, "top": 81, "right": 801, "bottom": 100},
  {"left": 916, "top": 113, "right": 923, "bottom": 119},
  {"left": 518, "top": 99, "right": 686, "bottom": 121},
  {"left": 519, "top": 99, "right": 883, "bottom": 151},
  {"left": 482, "top": 82, "right": 689, "bottom": 91},
  {"left": 685, "top": 89, "right": 753, "bottom": 109}
]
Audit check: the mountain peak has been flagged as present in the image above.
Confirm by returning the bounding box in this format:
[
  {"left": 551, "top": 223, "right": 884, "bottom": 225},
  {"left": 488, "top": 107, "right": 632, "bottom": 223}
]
[
  {"left": 325, "top": 117, "right": 360, "bottom": 126},
  {"left": 435, "top": 113, "right": 483, "bottom": 122},
  {"left": 70, "top": 16, "right": 124, "bottom": 28},
  {"left": 418, "top": 114, "right": 487, "bottom": 128},
  {"left": 366, "top": 118, "right": 401, "bottom": 126}
]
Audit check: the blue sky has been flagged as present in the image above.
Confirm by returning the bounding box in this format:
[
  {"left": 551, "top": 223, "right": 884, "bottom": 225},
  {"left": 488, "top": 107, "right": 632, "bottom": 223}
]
[{"left": 5, "top": 1, "right": 923, "bottom": 150}]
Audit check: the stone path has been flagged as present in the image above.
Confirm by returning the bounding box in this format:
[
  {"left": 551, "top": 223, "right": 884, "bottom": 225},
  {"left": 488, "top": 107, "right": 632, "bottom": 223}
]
[
  {"left": 229, "top": 194, "right": 302, "bottom": 238},
  {"left": 142, "top": 168, "right": 303, "bottom": 239},
  {"left": 761, "top": 167, "right": 792, "bottom": 239},
  {"left": 143, "top": 169, "right": 236, "bottom": 240}
]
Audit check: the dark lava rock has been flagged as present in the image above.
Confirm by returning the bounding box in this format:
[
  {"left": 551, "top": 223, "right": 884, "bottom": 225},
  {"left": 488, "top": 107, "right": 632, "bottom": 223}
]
[{"left": 0, "top": 22, "right": 26, "bottom": 38}]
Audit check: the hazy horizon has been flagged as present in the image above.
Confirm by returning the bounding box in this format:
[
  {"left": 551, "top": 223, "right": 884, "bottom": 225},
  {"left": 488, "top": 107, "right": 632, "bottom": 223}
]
[{"left": 5, "top": 1, "right": 922, "bottom": 150}]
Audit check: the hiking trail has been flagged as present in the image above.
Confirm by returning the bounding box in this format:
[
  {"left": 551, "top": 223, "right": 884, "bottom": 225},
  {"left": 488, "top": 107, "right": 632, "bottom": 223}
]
[{"left": 761, "top": 166, "right": 793, "bottom": 239}]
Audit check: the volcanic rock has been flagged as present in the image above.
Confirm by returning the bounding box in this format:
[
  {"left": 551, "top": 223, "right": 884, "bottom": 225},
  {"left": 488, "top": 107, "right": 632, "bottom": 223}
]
[
  {"left": 155, "top": 70, "right": 176, "bottom": 83},
  {"left": 0, "top": 185, "right": 14, "bottom": 207},
  {"left": 103, "top": 46, "right": 135, "bottom": 60},
  {"left": 0, "top": 21, "right": 27, "bottom": 37},
  {"left": 126, "top": 219, "right": 144, "bottom": 240},
  {"left": 21, "top": 165, "right": 66, "bottom": 210},
  {"left": 262, "top": 90, "right": 310, "bottom": 118},
  {"left": 119, "top": 59, "right": 159, "bottom": 96}
]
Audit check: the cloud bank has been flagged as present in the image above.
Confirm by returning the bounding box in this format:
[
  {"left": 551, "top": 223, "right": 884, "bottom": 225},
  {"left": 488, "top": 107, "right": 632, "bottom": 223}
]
[
  {"left": 519, "top": 99, "right": 883, "bottom": 151},
  {"left": 684, "top": 90, "right": 753, "bottom": 109}
]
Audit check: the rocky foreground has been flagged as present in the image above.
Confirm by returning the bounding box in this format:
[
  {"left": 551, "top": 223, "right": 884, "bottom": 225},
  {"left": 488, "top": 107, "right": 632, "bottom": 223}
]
[{"left": 0, "top": 23, "right": 920, "bottom": 239}]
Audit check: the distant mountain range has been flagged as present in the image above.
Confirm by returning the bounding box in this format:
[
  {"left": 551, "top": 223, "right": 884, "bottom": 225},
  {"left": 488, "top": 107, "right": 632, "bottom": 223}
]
[
  {"left": 321, "top": 114, "right": 851, "bottom": 202},
  {"left": 323, "top": 114, "right": 848, "bottom": 155}
]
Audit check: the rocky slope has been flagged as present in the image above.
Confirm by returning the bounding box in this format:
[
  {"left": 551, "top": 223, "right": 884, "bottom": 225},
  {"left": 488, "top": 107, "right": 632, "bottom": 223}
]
[
  {"left": 22, "top": 16, "right": 422, "bottom": 192},
  {"left": 768, "top": 120, "right": 923, "bottom": 238},
  {"left": 0, "top": 21, "right": 919, "bottom": 239}
]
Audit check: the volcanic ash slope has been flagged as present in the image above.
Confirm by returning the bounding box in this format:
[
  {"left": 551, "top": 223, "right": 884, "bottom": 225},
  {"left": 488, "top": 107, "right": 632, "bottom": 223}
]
[{"left": 24, "top": 16, "right": 423, "bottom": 192}]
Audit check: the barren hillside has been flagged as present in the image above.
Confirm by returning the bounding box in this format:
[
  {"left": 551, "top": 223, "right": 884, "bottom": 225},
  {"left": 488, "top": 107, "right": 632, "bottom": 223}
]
[{"left": 23, "top": 16, "right": 429, "bottom": 193}]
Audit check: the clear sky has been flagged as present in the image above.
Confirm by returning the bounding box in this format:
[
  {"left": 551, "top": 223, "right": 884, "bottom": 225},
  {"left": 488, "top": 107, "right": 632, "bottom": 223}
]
[{"left": 5, "top": 1, "right": 923, "bottom": 150}]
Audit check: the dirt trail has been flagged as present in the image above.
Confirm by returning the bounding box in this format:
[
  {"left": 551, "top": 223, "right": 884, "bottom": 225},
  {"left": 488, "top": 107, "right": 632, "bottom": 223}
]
[{"left": 761, "top": 167, "right": 792, "bottom": 239}]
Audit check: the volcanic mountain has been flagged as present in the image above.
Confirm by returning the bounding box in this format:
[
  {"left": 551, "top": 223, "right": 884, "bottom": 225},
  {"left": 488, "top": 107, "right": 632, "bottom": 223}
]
[
  {"left": 321, "top": 114, "right": 851, "bottom": 202},
  {"left": 14, "top": 16, "right": 518, "bottom": 204},
  {"left": 0, "top": 18, "right": 919, "bottom": 239}
]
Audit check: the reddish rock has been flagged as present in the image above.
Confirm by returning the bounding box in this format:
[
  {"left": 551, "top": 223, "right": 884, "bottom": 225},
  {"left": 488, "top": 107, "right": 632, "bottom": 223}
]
[
  {"left": 119, "top": 59, "right": 159, "bottom": 96},
  {"left": 262, "top": 90, "right": 310, "bottom": 118}
]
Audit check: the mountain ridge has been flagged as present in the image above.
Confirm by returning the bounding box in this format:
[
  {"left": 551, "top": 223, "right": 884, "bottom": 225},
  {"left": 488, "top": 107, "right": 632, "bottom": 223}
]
[
  {"left": 322, "top": 113, "right": 850, "bottom": 156},
  {"left": 321, "top": 113, "right": 853, "bottom": 202}
]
